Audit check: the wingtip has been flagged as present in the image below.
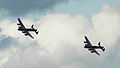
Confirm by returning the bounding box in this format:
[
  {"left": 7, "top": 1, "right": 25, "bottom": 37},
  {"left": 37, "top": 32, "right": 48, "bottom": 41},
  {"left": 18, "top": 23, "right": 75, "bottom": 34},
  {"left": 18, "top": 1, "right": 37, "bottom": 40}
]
[
  {"left": 84, "top": 36, "right": 87, "bottom": 39},
  {"left": 84, "top": 36, "right": 87, "bottom": 37},
  {"left": 18, "top": 18, "right": 21, "bottom": 21}
]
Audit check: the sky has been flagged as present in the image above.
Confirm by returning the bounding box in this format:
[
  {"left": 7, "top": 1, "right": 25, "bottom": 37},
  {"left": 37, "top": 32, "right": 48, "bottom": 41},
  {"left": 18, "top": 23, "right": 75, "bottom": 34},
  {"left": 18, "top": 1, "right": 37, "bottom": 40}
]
[{"left": 0, "top": 0, "right": 120, "bottom": 68}]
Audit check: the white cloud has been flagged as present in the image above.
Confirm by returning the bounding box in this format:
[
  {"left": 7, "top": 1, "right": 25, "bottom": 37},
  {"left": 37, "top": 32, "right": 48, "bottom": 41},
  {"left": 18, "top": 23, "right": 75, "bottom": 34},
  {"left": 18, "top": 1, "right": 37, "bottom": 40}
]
[
  {"left": 0, "top": 4, "right": 120, "bottom": 68},
  {"left": 92, "top": 4, "right": 120, "bottom": 51}
]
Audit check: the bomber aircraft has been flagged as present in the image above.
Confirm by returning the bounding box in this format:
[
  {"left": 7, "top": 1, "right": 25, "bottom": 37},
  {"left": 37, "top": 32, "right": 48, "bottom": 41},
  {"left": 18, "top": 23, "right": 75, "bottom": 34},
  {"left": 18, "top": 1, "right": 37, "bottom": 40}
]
[
  {"left": 84, "top": 36, "right": 105, "bottom": 56},
  {"left": 17, "top": 18, "right": 39, "bottom": 39}
]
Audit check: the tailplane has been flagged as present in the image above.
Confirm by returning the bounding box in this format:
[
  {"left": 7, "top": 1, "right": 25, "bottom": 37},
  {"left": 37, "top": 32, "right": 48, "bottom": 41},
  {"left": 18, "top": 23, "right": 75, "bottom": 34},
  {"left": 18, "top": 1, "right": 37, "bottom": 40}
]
[{"left": 98, "top": 42, "right": 105, "bottom": 52}]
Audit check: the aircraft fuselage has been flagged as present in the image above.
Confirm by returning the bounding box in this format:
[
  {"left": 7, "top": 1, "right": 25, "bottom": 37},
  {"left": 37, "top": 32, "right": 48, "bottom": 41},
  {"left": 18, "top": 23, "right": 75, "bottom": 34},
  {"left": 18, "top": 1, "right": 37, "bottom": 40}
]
[
  {"left": 18, "top": 28, "right": 37, "bottom": 31},
  {"left": 84, "top": 45, "right": 103, "bottom": 49}
]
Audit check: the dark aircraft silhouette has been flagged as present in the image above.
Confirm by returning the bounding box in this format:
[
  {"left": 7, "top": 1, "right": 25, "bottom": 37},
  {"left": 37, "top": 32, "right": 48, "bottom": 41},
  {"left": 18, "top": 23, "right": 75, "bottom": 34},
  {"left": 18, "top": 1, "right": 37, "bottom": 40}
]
[
  {"left": 17, "top": 18, "right": 39, "bottom": 39},
  {"left": 84, "top": 36, "right": 105, "bottom": 56}
]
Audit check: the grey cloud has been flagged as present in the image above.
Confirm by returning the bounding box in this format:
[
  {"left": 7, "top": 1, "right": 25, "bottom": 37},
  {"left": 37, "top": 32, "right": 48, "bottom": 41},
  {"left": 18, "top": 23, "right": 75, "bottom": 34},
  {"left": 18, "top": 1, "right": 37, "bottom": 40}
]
[
  {"left": 0, "top": 27, "right": 1, "bottom": 32},
  {"left": 0, "top": 35, "right": 17, "bottom": 49},
  {"left": 0, "top": 0, "right": 68, "bottom": 16}
]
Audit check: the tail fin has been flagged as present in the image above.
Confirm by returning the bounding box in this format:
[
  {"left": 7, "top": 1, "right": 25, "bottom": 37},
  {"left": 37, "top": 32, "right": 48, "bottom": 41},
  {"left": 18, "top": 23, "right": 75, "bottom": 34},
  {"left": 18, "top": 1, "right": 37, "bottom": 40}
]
[
  {"left": 31, "top": 24, "right": 34, "bottom": 29},
  {"left": 98, "top": 42, "right": 101, "bottom": 46}
]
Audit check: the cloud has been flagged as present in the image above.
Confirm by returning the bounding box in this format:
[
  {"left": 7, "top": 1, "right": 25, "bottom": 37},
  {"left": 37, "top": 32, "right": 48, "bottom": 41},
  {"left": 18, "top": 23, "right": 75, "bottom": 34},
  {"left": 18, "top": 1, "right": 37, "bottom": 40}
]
[
  {"left": 0, "top": 4, "right": 120, "bottom": 68},
  {"left": 0, "top": 9, "right": 9, "bottom": 19},
  {"left": 0, "top": 36, "right": 16, "bottom": 49},
  {"left": 92, "top": 4, "right": 120, "bottom": 49},
  {"left": 0, "top": 0, "right": 68, "bottom": 16}
]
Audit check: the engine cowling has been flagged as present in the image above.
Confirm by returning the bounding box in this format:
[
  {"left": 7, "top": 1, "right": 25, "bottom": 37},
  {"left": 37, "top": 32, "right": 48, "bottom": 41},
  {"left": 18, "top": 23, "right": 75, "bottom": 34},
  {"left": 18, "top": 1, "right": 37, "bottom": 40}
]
[
  {"left": 22, "top": 31, "right": 26, "bottom": 33},
  {"left": 88, "top": 49, "right": 92, "bottom": 50},
  {"left": 17, "top": 23, "right": 20, "bottom": 25},
  {"left": 25, "top": 33, "right": 28, "bottom": 36},
  {"left": 91, "top": 51, "right": 94, "bottom": 53},
  {"left": 84, "top": 41, "right": 87, "bottom": 43}
]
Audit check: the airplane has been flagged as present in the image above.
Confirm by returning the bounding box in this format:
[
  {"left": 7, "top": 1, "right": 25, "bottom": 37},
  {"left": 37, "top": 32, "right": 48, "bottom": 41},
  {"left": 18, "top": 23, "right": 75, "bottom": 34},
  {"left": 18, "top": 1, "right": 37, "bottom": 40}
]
[
  {"left": 17, "top": 18, "right": 39, "bottom": 39},
  {"left": 84, "top": 36, "right": 105, "bottom": 56}
]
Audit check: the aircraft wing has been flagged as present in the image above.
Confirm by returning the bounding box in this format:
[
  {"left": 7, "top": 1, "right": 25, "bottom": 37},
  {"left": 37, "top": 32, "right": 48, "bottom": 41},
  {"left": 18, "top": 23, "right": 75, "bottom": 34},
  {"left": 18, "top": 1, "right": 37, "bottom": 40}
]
[
  {"left": 89, "top": 48, "right": 100, "bottom": 56},
  {"left": 27, "top": 32, "right": 34, "bottom": 39},
  {"left": 23, "top": 30, "right": 34, "bottom": 39},
  {"left": 94, "top": 49, "right": 100, "bottom": 55},
  {"left": 84, "top": 36, "right": 92, "bottom": 46},
  {"left": 18, "top": 18, "right": 26, "bottom": 29}
]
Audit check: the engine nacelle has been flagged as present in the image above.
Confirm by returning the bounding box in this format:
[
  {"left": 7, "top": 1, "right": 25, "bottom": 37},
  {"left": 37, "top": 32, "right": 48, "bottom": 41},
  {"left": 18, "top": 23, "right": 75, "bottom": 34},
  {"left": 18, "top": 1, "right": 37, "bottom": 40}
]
[
  {"left": 22, "top": 31, "right": 26, "bottom": 33},
  {"left": 91, "top": 51, "right": 94, "bottom": 53},
  {"left": 17, "top": 23, "right": 20, "bottom": 25},
  {"left": 88, "top": 49, "right": 92, "bottom": 50},
  {"left": 25, "top": 33, "right": 28, "bottom": 36},
  {"left": 84, "top": 41, "right": 87, "bottom": 43}
]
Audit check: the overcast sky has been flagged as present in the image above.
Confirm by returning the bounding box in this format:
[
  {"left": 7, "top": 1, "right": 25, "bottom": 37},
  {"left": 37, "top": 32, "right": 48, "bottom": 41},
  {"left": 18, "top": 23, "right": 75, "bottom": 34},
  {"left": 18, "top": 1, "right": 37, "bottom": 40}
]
[{"left": 0, "top": 0, "right": 120, "bottom": 68}]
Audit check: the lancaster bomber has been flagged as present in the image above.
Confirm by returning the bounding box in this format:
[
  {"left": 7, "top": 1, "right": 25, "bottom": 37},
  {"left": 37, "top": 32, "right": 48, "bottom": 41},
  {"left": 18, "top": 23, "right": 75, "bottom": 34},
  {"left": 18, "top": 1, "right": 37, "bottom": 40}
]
[
  {"left": 17, "top": 18, "right": 39, "bottom": 39},
  {"left": 84, "top": 36, "right": 105, "bottom": 56}
]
